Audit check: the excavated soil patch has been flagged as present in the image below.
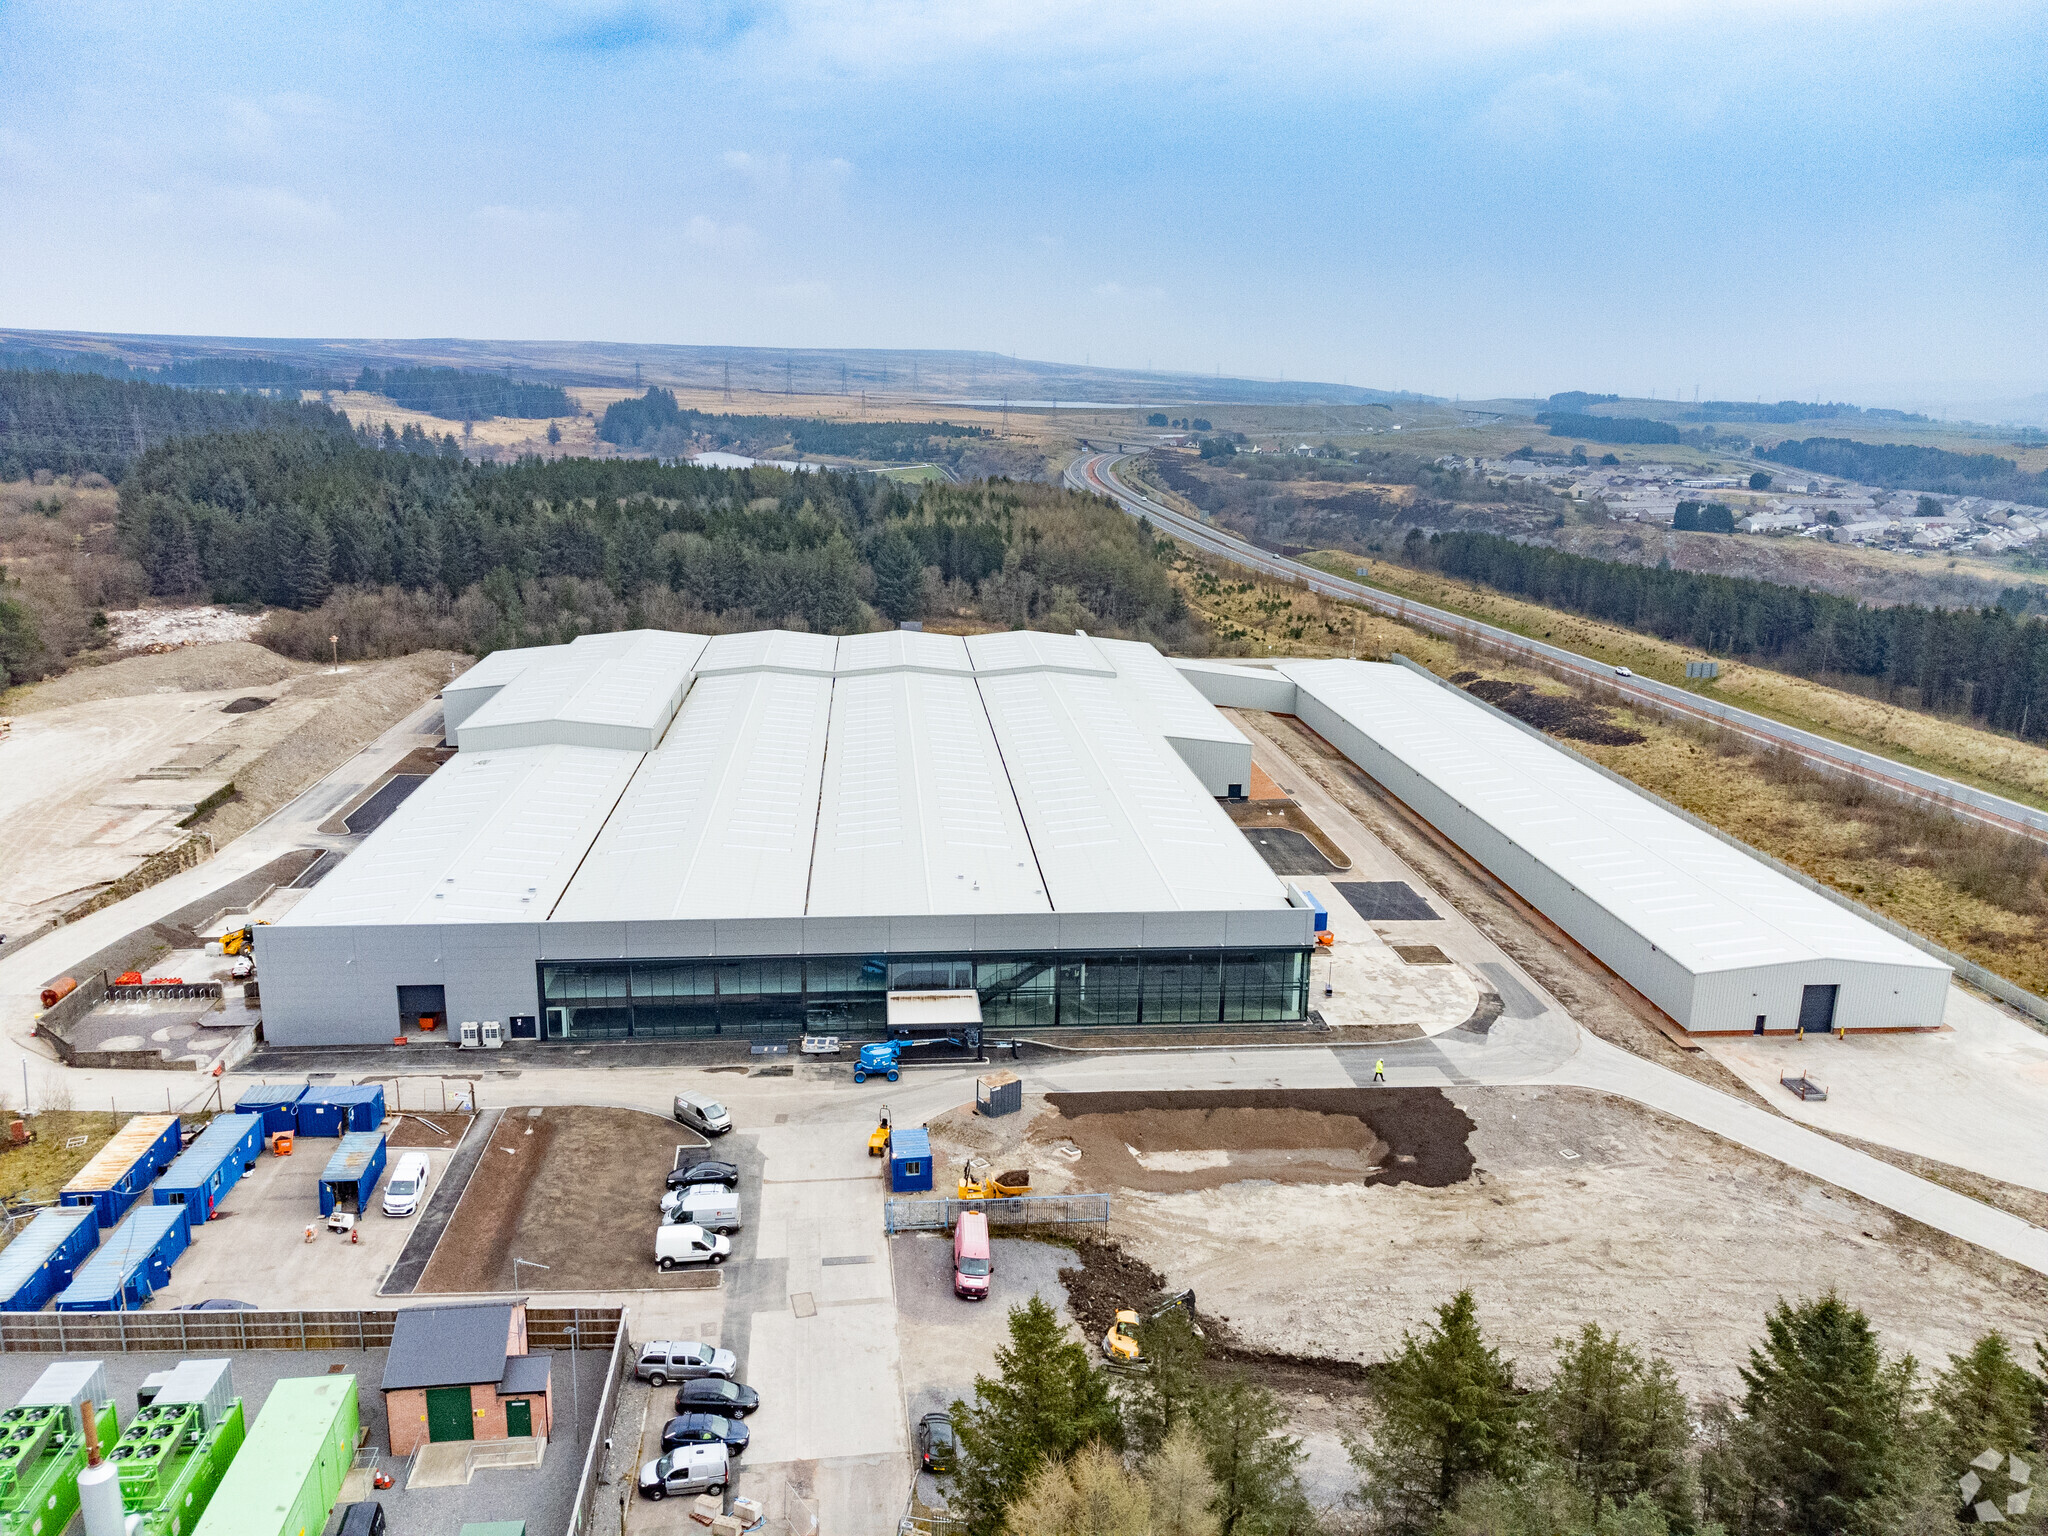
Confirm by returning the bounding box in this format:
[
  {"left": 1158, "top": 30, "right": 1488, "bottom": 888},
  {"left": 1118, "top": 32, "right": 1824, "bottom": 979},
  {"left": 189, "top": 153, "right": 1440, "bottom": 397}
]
[{"left": 1039, "top": 1088, "right": 1474, "bottom": 1193}]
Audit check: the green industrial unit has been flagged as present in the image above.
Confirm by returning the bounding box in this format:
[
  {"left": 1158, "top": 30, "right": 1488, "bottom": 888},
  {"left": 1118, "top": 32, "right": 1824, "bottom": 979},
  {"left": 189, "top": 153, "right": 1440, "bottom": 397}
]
[
  {"left": 190, "top": 1377, "right": 355, "bottom": 1536},
  {"left": 111, "top": 1361, "right": 247, "bottom": 1536},
  {"left": 0, "top": 1362, "right": 121, "bottom": 1536}
]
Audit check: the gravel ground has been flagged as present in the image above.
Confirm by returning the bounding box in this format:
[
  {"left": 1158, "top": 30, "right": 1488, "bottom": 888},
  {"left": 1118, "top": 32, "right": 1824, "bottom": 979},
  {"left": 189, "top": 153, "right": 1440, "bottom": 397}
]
[
  {"left": 106, "top": 606, "right": 268, "bottom": 651},
  {"left": 1101, "top": 1084, "right": 2048, "bottom": 1402}
]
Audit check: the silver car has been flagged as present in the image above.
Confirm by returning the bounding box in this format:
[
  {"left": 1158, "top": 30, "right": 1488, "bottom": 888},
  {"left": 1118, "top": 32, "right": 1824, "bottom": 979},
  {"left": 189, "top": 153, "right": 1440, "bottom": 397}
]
[{"left": 636, "top": 1340, "right": 737, "bottom": 1385}]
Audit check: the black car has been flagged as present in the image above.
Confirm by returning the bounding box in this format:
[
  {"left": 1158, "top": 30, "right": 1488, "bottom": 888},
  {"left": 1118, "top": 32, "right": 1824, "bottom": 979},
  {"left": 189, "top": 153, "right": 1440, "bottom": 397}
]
[
  {"left": 675, "top": 1377, "right": 759, "bottom": 1418},
  {"left": 918, "top": 1412, "right": 956, "bottom": 1474},
  {"left": 664, "top": 1160, "right": 740, "bottom": 1191},
  {"left": 336, "top": 1504, "right": 386, "bottom": 1536},
  {"left": 660, "top": 1412, "right": 749, "bottom": 1457}
]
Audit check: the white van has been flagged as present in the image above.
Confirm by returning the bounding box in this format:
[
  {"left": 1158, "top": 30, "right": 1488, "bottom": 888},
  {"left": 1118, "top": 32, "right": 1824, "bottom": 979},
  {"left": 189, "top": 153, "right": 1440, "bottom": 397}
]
[
  {"left": 381, "top": 1153, "right": 431, "bottom": 1217},
  {"left": 678, "top": 1185, "right": 741, "bottom": 1233},
  {"left": 656, "top": 1224, "right": 732, "bottom": 1270},
  {"left": 638, "top": 1443, "right": 729, "bottom": 1500},
  {"left": 673, "top": 1093, "right": 732, "bottom": 1137}
]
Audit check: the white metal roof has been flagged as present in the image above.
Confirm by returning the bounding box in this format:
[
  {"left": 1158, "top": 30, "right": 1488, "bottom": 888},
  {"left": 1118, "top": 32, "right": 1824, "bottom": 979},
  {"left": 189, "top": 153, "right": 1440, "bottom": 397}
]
[
  {"left": 444, "top": 644, "right": 551, "bottom": 700},
  {"left": 455, "top": 630, "right": 704, "bottom": 750},
  {"left": 1280, "top": 660, "right": 1947, "bottom": 976},
  {"left": 695, "top": 628, "right": 841, "bottom": 677},
  {"left": 834, "top": 628, "right": 974, "bottom": 676},
  {"left": 963, "top": 630, "right": 1114, "bottom": 677},
  {"left": 1094, "top": 636, "right": 1250, "bottom": 748},
  {"left": 552, "top": 670, "right": 834, "bottom": 921},
  {"left": 287, "top": 745, "right": 645, "bottom": 925},
  {"left": 976, "top": 670, "right": 1283, "bottom": 912},
  {"left": 807, "top": 669, "right": 1049, "bottom": 916},
  {"left": 289, "top": 629, "right": 1293, "bottom": 934}
]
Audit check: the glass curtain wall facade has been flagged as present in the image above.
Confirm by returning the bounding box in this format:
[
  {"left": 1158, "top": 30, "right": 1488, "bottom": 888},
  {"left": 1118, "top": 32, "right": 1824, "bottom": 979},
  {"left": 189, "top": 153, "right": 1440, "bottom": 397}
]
[{"left": 539, "top": 949, "right": 1309, "bottom": 1040}]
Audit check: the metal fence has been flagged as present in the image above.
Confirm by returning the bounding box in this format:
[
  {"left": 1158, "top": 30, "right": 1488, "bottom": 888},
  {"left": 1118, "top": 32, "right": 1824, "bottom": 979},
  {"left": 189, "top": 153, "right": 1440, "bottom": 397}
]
[
  {"left": 566, "top": 1313, "right": 632, "bottom": 1536},
  {"left": 883, "top": 1193, "right": 1111, "bottom": 1234},
  {"left": 0, "top": 1304, "right": 621, "bottom": 1356}
]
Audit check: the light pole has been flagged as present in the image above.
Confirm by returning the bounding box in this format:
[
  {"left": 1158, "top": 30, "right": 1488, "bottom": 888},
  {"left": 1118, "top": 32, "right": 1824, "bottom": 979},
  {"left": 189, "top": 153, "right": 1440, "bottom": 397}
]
[{"left": 566, "top": 1323, "right": 580, "bottom": 1455}]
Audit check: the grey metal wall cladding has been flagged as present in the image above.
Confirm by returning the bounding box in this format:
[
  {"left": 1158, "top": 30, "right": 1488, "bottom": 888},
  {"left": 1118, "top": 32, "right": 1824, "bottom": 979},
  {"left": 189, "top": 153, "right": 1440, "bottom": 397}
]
[
  {"left": 1174, "top": 664, "right": 1301, "bottom": 714},
  {"left": 259, "top": 907, "right": 1314, "bottom": 1045},
  {"left": 1168, "top": 736, "right": 1255, "bottom": 797},
  {"left": 440, "top": 683, "right": 505, "bottom": 734},
  {"left": 457, "top": 719, "right": 665, "bottom": 754}
]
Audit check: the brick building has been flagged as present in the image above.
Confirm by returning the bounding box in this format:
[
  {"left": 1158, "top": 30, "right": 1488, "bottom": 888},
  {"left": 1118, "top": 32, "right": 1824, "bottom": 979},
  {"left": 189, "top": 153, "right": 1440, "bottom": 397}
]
[{"left": 381, "top": 1300, "right": 554, "bottom": 1455}]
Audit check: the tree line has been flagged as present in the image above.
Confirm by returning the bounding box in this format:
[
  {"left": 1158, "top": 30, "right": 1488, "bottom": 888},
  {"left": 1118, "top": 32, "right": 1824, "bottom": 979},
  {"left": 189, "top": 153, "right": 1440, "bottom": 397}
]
[
  {"left": 110, "top": 426, "right": 1199, "bottom": 658},
  {"left": 353, "top": 367, "right": 573, "bottom": 420},
  {"left": 953, "top": 1286, "right": 2047, "bottom": 1536},
  {"left": 1761, "top": 437, "right": 2048, "bottom": 508},
  {"left": 0, "top": 367, "right": 352, "bottom": 479},
  {"left": 0, "top": 346, "right": 337, "bottom": 394},
  {"left": 1535, "top": 413, "right": 1681, "bottom": 446},
  {"left": 1685, "top": 401, "right": 1928, "bottom": 425},
  {"left": 598, "top": 385, "right": 986, "bottom": 462},
  {"left": 1424, "top": 529, "right": 2048, "bottom": 739}
]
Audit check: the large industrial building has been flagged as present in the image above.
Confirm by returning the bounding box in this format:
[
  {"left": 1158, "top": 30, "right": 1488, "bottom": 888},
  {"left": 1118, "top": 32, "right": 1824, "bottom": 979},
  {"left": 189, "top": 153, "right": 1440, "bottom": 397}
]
[
  {"left": 1183, "top": 658, "right": 1953, "bottom": 1034},
  {"left": 261, "top": 629, "right": 1317, "bottom": 1046}
]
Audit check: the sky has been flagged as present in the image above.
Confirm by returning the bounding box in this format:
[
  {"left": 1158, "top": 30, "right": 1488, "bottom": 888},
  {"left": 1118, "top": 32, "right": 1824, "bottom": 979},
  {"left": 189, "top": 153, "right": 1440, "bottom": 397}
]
[{"left": 0, "top": 1, "right": 2044, "bottom": 410}]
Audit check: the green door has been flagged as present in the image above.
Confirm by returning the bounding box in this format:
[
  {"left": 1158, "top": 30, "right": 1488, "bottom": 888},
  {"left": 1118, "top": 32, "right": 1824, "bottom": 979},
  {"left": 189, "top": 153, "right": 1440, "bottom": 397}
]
[
  {"left": 505, "top": 1400, "right": 532, "bottom": 1438},
  {"left": 426, "top": 1386, "right": 474, "bottom": 1443}
]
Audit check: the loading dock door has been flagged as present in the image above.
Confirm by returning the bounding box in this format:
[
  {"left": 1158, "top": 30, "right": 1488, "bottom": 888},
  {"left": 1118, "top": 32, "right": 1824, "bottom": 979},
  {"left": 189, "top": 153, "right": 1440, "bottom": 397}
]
[
  {"left": 425, "top": 1386, "right": 474, "bottom": 1442},
  {"left": 1798, "top": 985, "right": 1839, "bottom": 1034},
  {"left": 398, "top": 985, "right": 447, "bottom": 1035}
]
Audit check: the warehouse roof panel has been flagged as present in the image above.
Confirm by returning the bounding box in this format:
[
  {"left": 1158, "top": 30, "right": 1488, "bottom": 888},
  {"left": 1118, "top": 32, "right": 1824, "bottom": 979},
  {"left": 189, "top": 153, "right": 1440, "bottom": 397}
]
[
  {"left": 456, "top": 630, "right": 703, "bottom": 750},
  {"left": 964, "top": 630, "right": 1114, "bottom": 677},
  {"left": 286, "top": 745, "right": 645, "bottom": 925},
  {"left": 695, "top": 628, "right": 840, "bottom": 676},
  {"left": 1278, "top": 661, "right": 1946, "bottom": 976},
  {"left": 808, "top": 669, "right": 1048, "bottom": 917},
  {"left": 553, "top": 670, "right": 834, "bottom": 921},
  {"left": 1094, "top": 636, "right": 1250, "bottom": 747},
  {"left": 976, "top": 671, "right": 1283, "bottom": 912},
  {"left": 834, "top": 628, "right": 973, "bottom": 676}
]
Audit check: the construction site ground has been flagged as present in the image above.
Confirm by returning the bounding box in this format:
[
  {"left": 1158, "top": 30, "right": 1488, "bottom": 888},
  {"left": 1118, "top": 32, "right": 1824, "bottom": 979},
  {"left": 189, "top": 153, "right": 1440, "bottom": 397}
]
[
  {"left": 0, "top": 641, "right": 461, "bottom": 934},
  {"left": 922, "top": 1082, "right": 2048, "bottom": 1408}
]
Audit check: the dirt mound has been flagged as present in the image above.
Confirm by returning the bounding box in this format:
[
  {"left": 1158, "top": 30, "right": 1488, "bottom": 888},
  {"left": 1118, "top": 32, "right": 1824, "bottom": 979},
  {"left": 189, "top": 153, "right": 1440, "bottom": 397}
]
[
  {"left": 1057, "top": 1236, "right": 1168, "bottom": 1342},
  {"left": 1039, "top": 1089, "right": 1475, "bottom": 1193},
  {"left": 9, "top": 641, "right": 304, "bottom": 713},
  {"left": 1461, "top": 676, "right": 1646, "bottom": 746},
  {"left": 221, "top": 696, "right": 272, "bottom": 713}
]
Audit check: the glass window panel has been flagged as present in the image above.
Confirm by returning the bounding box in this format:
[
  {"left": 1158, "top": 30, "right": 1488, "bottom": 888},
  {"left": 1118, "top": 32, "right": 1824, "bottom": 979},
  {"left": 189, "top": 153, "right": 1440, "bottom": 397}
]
[
  {"left": 977, "top": 957, "right": 1056, "bottom": 1030},
  {"left": 806, "top": 955, "right": 889, "bottom": 996},
  {"left": 1142, "top": 954, "right": 1221, "bottom": 1024},
  {"left": 889, "top": 958, "right": 972, "bottom": 991},
  {"left": 1058, "top": 956, "right": 1141, "bottom": 1027}
]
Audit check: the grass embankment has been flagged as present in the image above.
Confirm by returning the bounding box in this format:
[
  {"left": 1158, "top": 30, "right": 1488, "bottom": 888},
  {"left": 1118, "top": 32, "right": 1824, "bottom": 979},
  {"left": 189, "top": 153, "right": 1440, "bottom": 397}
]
[
  {"left": 1297, "top": 551, "right": 2048, "bottom": 813},
  {"left": 1168, "top": 558, "right": 2048, "bottom": 995},
  {"left": 0, "top": 1111, "right": 123, "bottom": 1215}
]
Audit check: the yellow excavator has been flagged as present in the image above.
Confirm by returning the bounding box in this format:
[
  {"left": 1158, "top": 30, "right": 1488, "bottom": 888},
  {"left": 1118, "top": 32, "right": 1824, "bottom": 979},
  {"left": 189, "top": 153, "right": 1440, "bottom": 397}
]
[
  {"left": 868, "top": 1104, "right": 893, "bottom": 1157},
  {"left": 1102, "top": 1290, "right": 1199, "bottom": 1370},
  {"left": 957, "top": 1158, "right": 1031, "bottom": 1200}
]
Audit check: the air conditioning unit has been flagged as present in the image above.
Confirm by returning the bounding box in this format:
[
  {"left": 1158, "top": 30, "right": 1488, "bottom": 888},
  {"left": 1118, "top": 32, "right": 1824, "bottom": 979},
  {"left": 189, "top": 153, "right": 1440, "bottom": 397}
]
[
  {"left": 457, "top": 1019, "right": 481, "bottom": 1049},
  {"left": 480, "top": 1019, "right": 504, "bottom": 1050}
]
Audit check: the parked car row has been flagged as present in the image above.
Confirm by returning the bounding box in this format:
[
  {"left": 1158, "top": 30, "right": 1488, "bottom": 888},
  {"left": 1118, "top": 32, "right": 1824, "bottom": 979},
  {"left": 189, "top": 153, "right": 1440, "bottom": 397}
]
[{"left": 634, "top": 1340, "right": 762, "bottom": 1500}]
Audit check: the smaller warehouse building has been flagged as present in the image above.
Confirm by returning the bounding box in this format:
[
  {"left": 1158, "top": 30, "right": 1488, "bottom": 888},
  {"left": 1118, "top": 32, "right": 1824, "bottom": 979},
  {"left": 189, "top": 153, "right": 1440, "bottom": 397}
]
[
  {"left": 381, "top": 1301, "right": 553, "bottom": 1455},
  {"left": 1253, "top": 659, "right": 1952, "bottom": 1034}
]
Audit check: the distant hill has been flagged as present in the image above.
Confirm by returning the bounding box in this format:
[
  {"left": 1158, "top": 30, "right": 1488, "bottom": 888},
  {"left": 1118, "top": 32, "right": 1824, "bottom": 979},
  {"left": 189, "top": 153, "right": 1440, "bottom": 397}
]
[{"left": 0, "top": 328, "right": 1437, "bottom": 410}]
